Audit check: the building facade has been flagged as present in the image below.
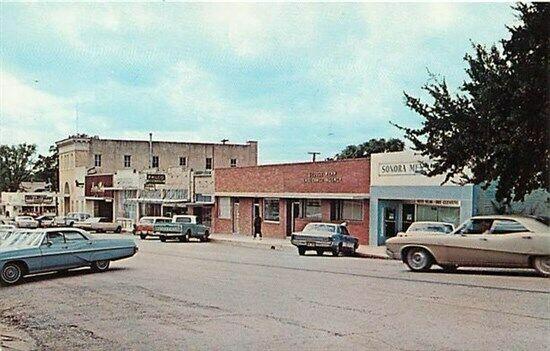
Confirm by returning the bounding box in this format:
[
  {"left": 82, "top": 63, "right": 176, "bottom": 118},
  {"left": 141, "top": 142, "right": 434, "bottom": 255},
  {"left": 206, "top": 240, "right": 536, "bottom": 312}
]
[
  {"left": 213, "top": 158, "right": 371, "bottom": 244},
  {"left": 57, "top": 134, "right": 258, "bottom": 224},
  {"left": 0, "top": 191, "right": 57, "bottom": 217}
]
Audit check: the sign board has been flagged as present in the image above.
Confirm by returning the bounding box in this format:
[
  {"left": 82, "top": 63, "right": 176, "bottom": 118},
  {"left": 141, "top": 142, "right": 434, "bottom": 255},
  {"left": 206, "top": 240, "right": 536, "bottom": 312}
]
[
  {"left": 146, "top": 173, "right": 166, "bottom": 185},
  {"left": 304, "top": 171, "right": 342, "bottom": 184},
  {"left": 379, "top": 162, "right": 427, "bottom": 176},
  {"left": 414, "top": 199, "right": 460, "bottom": 207},
  {"left": 24, "top": 195, "right": 54, "bottom": 205}
]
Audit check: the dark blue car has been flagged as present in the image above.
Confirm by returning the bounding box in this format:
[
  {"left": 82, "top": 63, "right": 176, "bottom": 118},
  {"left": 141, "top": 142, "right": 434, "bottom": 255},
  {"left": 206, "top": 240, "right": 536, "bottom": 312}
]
[{"left": 291, "top": 223, "right": 359, "bottom": 257}]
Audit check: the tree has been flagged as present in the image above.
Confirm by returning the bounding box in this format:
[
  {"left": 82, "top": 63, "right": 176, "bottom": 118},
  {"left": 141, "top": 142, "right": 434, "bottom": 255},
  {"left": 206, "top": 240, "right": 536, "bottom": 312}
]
[
  {"left": 0, "top": 144, "right": 37, "bottom": 192},
  {"left": 336, "top": 138, "right": 405, "bottom": 159},
  {"left": 33, "top": 145, "right": 59, "bottom": 192},
  {"left": 395, "top": 3, "right": 549, "bottom": 203}
]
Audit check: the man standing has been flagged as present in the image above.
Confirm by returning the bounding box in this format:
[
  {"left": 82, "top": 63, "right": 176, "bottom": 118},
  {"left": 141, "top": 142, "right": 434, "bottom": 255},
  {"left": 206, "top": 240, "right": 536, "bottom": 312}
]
[{"left": 253, "top": 214, "right": 262, "bottom": 239}]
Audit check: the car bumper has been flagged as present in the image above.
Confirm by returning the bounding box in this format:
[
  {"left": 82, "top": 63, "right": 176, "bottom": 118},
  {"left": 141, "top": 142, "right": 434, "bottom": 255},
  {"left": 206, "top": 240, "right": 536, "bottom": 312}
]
[
  {"left": 386, "top": 248, "right": 401, "bottom": 260},
  {"left": 291, "top": 239, "right": 333, "bottom": 248}
]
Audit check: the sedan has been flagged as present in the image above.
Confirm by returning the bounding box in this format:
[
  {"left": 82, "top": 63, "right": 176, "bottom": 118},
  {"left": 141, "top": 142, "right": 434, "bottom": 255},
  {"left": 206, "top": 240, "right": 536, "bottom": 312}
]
[
  {"left": 0, "top": 228, "right": 138, "bottom": 285},
  {"left": 291, "top": 223, "right": 359, "bottom": 256},
  {"left": 14, "top": 216, "right": 39, "bottom": 229},
  {"left": 398, "top": 221, "right": 455, "bottom": 237},
  {"left": 386, "top": 215, "right": 550, "bottom": 276}
]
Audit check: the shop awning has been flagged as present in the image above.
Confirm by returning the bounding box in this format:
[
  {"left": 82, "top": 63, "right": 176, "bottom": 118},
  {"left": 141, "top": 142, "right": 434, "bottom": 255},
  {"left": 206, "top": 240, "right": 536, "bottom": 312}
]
[{"left": 214, "top": 192, "right": 370, "bottom": 200}]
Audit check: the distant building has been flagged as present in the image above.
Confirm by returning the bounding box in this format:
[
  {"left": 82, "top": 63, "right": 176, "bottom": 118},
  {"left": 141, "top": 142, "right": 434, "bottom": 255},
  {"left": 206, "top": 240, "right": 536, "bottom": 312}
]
[
  {"left": 56, "top": 134, "right": 258, "bottom": 224},
  {"left": 0, "top": 191, "right": 57, "bottom": 217}
]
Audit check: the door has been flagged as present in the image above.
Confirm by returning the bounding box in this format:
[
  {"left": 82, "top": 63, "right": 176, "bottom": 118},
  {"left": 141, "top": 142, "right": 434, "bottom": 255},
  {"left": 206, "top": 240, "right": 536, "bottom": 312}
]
[
  {"left": 292, "top": 202, "right": 300, "bottom": 232},
  {"left": 384, "top": 208, "right": 397, "bottom": 239},
  {"left": 62, "top": 230, "right": 94, "bottom": 267},
  {"left": 39, "top": 231, "right": 71, "bottom": 270},
  {"left": 402, "top": 204, "right": 415, "bottom": 232},
  {"left": 232, "top": 202, "right": 240, "bottom": 234},
  {"left": 443, "top": 218, "right": 495, "bottom": 265}
]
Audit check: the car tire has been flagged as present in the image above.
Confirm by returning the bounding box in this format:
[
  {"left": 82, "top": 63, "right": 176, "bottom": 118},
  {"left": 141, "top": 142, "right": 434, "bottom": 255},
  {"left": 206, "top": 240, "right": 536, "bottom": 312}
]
[
  {"left": 1, "top": 262, "right": 24, "bottom": 286},
  {"left": 178, "top": 234, "right": 187, "bottom": 242},
  {"left": 350, "top": 246, "right": 357, "bottom": 257},
  {"left": 316, "top": 249, "right": 323, "bottom": 256},
  {"left": 332, "top": 244, "right": 343, "bottom": 257},
  {"left": 140, "top": 234, "right": 147, "bottom": 240},
  {"left": 440, "top": 264, "right": 458, "bottom": 272},
  {"left": 532, "top": 256, "right": 550, "bottom": 277},
  {"left": 91, "top": 260, "right": 110, "bottom": 273},
  {"left": 405, "top": 248, "right": 433, "bottom": 272},
  {"left": 160, "top": 236, "right": 167, "bottom": 242},
  {"left": 200, "top": 231, "right": 210, "bottom": 242},
  {"left": 298, "top": 247, "right": 306, "bottom": 256},
  {"left": 115, "top": 226, "right": 122, "bottom": 234}
]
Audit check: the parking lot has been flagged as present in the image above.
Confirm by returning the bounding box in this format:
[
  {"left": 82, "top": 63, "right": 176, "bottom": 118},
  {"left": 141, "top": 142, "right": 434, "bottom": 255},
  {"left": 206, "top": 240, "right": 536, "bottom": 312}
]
[{"left": 1, "top": 236, "right": 549, "bottom": 351}]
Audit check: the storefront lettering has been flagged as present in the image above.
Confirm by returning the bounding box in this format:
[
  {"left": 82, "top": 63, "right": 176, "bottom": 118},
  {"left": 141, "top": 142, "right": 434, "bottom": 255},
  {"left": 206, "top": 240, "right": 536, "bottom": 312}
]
[
  {"left": 379, "top": 162, "right": 427, "bottom": 176},
  {"left": 415, "top": 199, "right": 460, "bottom": 207},
  {"left": 304, "top": 171, "right": 342, "bottom": 184}
]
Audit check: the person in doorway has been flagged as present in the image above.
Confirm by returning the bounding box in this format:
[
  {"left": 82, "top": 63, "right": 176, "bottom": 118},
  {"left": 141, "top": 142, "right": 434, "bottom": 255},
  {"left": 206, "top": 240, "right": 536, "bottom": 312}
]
[{"left": 254, "top": 215, "right": 262, "bottom": 239}]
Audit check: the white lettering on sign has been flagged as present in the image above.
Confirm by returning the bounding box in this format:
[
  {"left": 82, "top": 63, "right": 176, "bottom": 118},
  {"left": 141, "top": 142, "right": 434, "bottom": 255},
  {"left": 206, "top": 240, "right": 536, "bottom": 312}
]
[
  {"left": 379, "top": 162, "right": 427, "bottom": 176},
  {"left": 304, "top": 171, "right": 342, "bottom": 184},
  {"left": 415, "top": 199, "right": 460, "bottom": 207}
]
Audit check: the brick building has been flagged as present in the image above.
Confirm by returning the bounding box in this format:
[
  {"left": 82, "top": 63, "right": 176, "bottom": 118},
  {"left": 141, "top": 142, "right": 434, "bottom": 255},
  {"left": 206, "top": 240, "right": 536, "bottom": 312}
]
[{"left": 213, "top": 158, "right": 371, "bottom": 244}]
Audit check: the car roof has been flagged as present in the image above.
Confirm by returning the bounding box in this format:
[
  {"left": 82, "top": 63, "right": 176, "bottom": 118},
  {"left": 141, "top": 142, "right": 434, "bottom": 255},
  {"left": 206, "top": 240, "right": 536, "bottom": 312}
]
[
  {"left": 411, "top": 221, "right": 454, "bottom": 226},
  {"left": 470, "top": 215, "right": 549, "bottom": 232}
]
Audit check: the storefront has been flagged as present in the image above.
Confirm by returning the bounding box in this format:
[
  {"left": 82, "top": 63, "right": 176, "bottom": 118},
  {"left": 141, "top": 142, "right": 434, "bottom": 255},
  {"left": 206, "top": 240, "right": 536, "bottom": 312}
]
[
  {"left": 369, "top": 151, "right": 474, "bottom": 246},
  {"left": 0, "top": 192, "right": 58, "bottom": 217},
  {"left": 85, "top": 174, "right": 114, "bottom": 221},
  {"left": 213, "top": 158, "right": 371, "bottom": 244}
]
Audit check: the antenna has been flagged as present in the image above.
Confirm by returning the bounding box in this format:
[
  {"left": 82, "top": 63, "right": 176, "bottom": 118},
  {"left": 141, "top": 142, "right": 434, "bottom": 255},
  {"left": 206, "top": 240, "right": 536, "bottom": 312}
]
[
  {"left": 221, "top": 139, "right": 229, "bottom": 144},
  {"left": 75, "top": 104, "right": 79, "bottom": 134},
  {"left": 308, "top": 152, "right": 320, "bottom": 162}
]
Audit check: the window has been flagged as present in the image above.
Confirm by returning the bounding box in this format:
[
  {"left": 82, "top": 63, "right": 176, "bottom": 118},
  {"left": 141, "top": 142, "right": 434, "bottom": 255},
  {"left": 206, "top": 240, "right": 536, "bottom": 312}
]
[
  {"left": 218, "top": 197, "right": 231, "bottom": 219},
  {"left": 264, "top": 198, "right": 280, "bottom": 222},
  {"left": 124, "top": 155, "right": 131, "bottom": 168},
  {"left": 152, "top": 156, "right": 159, "bottom": 168},
  {"left": 330, "top": 201, "right": 343, "bottom": 221},
  {"left": 305, "top": 199, "right": 322, "bottom": 220},
  {"left": 456, "top": 219, "right": 494, "bottom": 235},
  {"left": 206, "top": 157, "right": 212, "bottom": 170},
  {"left": 64, "top": 231, "right": 87, "bottom": 241},
  {"left": 94, "top": 154, "right": 102, "bottom": 167},
  {"left": 179, "top": 157, "right": 187, "bottom": 167},
  {"left": 230, "top": 158, "right": 237, "bottom": 167},
  {"left": 342, "top": 201, "right": 363, "bottom": 221},
  {"left": 490, "top": 220, "right": 529, "bottom": 234},
  {"left": 47, "top": 232, "right": 65, "bottom": 244}
]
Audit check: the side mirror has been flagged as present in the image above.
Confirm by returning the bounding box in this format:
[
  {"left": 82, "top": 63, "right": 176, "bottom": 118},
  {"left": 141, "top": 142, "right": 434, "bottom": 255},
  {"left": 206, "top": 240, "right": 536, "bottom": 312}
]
[{"left": 45, "top": 240, "right": 53, "bottom": 247}]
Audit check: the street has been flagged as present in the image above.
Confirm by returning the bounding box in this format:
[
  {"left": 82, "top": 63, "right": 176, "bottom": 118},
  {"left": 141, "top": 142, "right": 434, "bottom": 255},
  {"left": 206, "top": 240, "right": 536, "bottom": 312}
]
[{"left": 1, "top": 236, "right": 549, "bottom": 351}]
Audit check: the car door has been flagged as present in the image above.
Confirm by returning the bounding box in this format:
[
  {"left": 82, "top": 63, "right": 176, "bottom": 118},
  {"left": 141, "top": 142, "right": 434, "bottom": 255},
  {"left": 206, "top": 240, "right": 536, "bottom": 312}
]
[
  {"left": 477, "top": 220, "right": 533, "bottom": 267},
  {"left": 62, "top": 230, "right": 94, "bottom": 268},
  {"left": 442, "top": 219, "right": 495, "bottom": 265},
  {"left": 39, "top": 231, "right": 71, "bottom": 271}
]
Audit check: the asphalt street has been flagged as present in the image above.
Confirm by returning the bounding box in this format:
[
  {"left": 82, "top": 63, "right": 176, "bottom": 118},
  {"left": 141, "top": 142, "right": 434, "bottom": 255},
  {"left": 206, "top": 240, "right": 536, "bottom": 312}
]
[{"left": 1, "top": 235, "right": 549, "bottom": 351}]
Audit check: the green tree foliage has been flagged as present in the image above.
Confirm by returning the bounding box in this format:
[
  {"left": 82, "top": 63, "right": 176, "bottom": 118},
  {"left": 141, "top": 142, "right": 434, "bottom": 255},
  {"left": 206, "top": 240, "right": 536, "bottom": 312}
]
[
  {"left": 33, "top": 145, "right": 59, "bottom": 192},
  {"left": 336, "top": 138, "right": 405, "bottom": 159},
  {"left": 395, "top": 3, "right": 549, "bottom": 203},
  {"left": 0, "top": 144, "right": 37, "bottom": 192}
]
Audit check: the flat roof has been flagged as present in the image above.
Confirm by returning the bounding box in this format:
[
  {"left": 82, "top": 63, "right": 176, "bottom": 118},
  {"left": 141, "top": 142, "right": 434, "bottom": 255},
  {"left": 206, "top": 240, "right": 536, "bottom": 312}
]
[
  {"left": 56, "top": 136, "right": 256, "bottom": 147},
  {"left": 216, "top": 157, "right": 370, "bottom": 171}
]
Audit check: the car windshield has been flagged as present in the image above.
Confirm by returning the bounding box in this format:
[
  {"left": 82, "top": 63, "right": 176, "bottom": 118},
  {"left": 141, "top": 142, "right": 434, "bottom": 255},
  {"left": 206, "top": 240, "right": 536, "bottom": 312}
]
[
  {"left": 408, "top": 223, "right": 453, "bottom": 234},
  {"left": 175, "top": 217, "right": 192, "bottom": 223},
  {"left": 303, "top": 223, "right": 336, "bottom": 233},
  {"left": 0, "top": 231, "right": 44, "bottom": 248},
  {"left": 140, "top": 218, "right": 154, "bottom": 224}
]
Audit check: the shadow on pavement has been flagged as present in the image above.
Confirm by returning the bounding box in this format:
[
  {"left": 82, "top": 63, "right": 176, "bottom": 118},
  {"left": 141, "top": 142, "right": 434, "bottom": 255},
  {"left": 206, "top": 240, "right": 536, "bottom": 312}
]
[
  {"left": 5, "top": 267, "right": 129, "bottom": 287},
  {"left": 412, "top": 267, "right": 542, "bottom": 278}
]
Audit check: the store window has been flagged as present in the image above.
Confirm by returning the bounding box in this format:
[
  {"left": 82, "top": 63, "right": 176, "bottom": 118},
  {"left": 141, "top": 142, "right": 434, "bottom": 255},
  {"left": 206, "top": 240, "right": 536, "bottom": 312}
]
[
  {"left": 206, "top": 157, "right": 213, "bottom": 170},
  {"left": 152, "top": 156, "right": 159, "bottom": 168},
  {"left": 94, "top": 154, "right": 101, "bottom": 167},
  {"left": 264, "top": 198, "right": 280, "bottom": 222},
  {"left": 416, "top": 205, "right": 460, "bottom": 226},
  {"left": 342, "top": 200, "right": 363, "bottom": 221},
  {"left": 124, "top": 155, "right": 131, "bottom": 168},
  {"left": 230, "top": 158, "right": 237, "bottom": 167},
  {"left": 179, "top": 157, "right": 187, "bottom": 167},
  {"left": 305, "top": 199, "right": 322, "bottom": 220},
  {"left": 218, "top": 197, "right": 231, "bottom": 219}
]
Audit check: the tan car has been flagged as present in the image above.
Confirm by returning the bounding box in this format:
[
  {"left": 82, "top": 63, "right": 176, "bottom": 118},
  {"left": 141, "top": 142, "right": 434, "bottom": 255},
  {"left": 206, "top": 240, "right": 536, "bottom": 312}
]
[{"left": 386, "top": 215, "right": 550, "bottom": 276}]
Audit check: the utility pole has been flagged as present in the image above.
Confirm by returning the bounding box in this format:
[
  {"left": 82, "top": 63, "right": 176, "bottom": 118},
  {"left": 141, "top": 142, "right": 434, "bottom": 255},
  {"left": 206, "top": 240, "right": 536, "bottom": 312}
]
[{"left": 308, "top": 152, "right": 320, "bottom": 162}]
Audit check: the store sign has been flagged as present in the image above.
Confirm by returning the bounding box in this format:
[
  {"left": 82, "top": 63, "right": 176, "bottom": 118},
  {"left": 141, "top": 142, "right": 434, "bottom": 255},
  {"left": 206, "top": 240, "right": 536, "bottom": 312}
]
[
  {"left": 146, "top": 173, "right": 166, "bottom": 185},
  {"left": 415, "top": 199, "right": 460, "bottom": 207},
  {"left": 379, "top": 162, "right": 427, "bottom": 176},
  {"left": 304, "top": 171, "right": 342, "bottom": 184},
  {"left": 85, "top": 174, "right": 113, "bottom": 198},
  {"left": 24, "top": 195, "right": 54, "bottom": 204}
]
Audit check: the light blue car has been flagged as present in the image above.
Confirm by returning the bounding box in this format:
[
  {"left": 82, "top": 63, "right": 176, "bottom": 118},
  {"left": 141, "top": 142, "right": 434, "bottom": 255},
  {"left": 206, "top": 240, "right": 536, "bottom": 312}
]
[{"left": 0, "top": 228, "right": 138, "bottom": 286}]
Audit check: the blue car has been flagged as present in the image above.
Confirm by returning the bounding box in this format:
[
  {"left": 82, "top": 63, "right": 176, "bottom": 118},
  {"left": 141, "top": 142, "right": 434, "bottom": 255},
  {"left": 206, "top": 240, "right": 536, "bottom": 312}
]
[
  {"left": 0, "top": 228, "right": 138, "bottom": 286},
  {"left": 291, "top": 223, "right": 359, "bottom": 256}
]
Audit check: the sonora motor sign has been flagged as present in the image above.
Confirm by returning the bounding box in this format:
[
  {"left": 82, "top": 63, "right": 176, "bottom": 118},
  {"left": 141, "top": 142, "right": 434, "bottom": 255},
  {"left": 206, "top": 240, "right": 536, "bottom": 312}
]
[{"left": 378, "top": 162, "right": 427, "bottom": 176}]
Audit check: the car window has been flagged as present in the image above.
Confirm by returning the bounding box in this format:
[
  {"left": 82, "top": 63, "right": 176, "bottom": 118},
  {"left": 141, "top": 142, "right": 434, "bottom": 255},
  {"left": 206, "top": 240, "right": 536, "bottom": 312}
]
[
  {"left": 64, "top": 231, "right": 88, "bottom": 241},
  {"left": 490, "top": 220, "right": 529, "bottom": 234},
  {"left": 140, "top": 218, "right": 154, "bottom": 224},
  {"left": 175, "top": 217, "right": 192, "bottom": 223},
  {"left": 304, "top": 223, "right": 336, "bottom": 233},
  {"left": 156, "top": 218, "right": 171, "bottom": 223},
  {"left": 456, "top": 219, "right": 494, "bottom": 235},
  {"left": 47, "top": 232, "right": 66, "bottom": 244}
]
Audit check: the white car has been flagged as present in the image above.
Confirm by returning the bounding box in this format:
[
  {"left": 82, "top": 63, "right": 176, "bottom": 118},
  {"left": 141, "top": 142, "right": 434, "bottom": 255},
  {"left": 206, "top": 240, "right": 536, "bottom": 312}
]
[
  {"left": 36, "top": 214, "right": 57, "bottom": 228},
  {"left": 14, "top": 216, "right": 39, "bottom": 229},
  {"left": 397, "top": 221, "right": 455, "bottom": 237},
  {"left": 55, "top": 212, "right": 92, "bottom": 227},
  {"left": 83, "top": 217, "right": 123, "bottom": 233}
]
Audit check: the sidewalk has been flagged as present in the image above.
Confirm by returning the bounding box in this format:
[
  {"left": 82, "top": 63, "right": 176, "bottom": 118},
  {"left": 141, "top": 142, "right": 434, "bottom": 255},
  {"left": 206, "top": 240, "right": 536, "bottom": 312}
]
[{"left": 209, "top": 233, "right": 389, "bottom": 259}]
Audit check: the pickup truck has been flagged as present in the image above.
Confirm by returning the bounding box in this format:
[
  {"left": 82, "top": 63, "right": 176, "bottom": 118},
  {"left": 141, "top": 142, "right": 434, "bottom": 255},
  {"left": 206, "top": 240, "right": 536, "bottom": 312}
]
[{"left": 153, "top": 215, "right": 210, "bottom": 243}]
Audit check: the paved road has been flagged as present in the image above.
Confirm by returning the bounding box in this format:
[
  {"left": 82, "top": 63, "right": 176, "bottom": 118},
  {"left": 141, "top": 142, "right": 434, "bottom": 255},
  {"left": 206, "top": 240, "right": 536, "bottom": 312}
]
[{"left": 1, "top": 236, "right": 549, "bottom": 350}]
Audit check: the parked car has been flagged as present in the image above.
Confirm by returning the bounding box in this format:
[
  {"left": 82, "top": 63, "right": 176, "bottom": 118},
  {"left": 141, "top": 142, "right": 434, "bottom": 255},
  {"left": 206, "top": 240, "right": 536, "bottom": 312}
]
[
  {"left": 291, "top": 223, "right": 359, "bottom": 256},
  {"left": 14, "top": 216, "right": 39, "bottom": 229},
  {"left": 36, "top": 214, "right": 57, "bottom": 228},
  {"left": 134, "top": 217, "right": 171, "bottom": 239},
  {"left": 83, "top": 217, "right": 123, "bottom": 233},
  {"left": 386, "top": 215, "right": 550, "bottom": 276},
  {"left": 397, "top": 222, "right": 455, "bottom": 237},
  {"left": 55, "top": 212, "right": 92, "bottom": 227},
  {"left": 153, "top": 215, "right": 210, "bottom": 242},
  {"left": 0, "top": 228, "right": 139, "bottom": 286}
]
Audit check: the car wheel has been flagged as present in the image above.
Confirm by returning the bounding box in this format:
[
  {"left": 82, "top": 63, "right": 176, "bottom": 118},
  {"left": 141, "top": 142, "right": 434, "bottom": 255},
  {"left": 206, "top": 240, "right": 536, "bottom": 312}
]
[
  {"left": 184, "top": 231, "right": 191, "bottom": 242},
  {"left": 440, "top": 264, "right": 458, "bottom": 272},
  {"left": 1, "top": 262, "right": 23, "bottom": 286},
  {"left": 298, "top": 247, "right": 306, "bottom": 256},
  {"left": 91, "top": 260, "right": 110, "bottom": 272},
  {"left": 140, "top": 234, "right": 147, "bottom": 240},
  {"left": 332, "top": 244, "right": 343, "bottom": 257},
  {"left": 200, "top": 231, "right": 210, "bottom": 242},
  {"left": 160, "top": 236, "right": 167, "bottom": 242},
  {"left": 350, "top": 246, "right": 357, "bottom": 257},
  {"left": 115, "top": 226, "right": 122, "bottom": 233},
  {"left": 316, "top": 249, "right": 323, "bottom": 256},
  {"left": 405, "top": 248, "right": 433, "bottom": 272},
  {"left": 178, "top": 235, "right": 187, "bottom": 242},
  {"left": 532, "top": 256, "right": 550, "bottom": 277}
]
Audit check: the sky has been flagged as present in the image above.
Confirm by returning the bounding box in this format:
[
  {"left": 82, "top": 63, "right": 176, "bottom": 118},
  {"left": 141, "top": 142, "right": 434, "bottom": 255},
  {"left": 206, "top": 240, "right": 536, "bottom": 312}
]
[{"left": 0, "top": 2, "right": 515, "bottom": 164}]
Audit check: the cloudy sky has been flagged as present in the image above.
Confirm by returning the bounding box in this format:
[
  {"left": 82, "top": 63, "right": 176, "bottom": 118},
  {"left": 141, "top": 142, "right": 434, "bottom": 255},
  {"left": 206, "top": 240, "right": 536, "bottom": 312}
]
[{"left": 1, "top": 3, "right": 514, "bottom": 163}]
